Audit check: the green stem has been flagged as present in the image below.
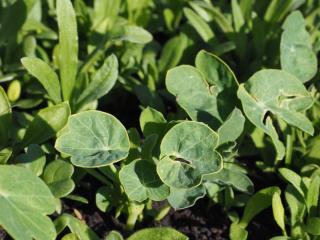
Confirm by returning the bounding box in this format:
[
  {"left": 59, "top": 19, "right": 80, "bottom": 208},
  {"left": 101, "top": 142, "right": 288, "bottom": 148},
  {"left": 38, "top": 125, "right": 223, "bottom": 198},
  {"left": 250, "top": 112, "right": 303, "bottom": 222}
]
[
  {"left": 85, "top": 169, "right": 113, "bottom": 186},
  {"left": 285, "top": 128, "right": 295, "bottom": 166}
]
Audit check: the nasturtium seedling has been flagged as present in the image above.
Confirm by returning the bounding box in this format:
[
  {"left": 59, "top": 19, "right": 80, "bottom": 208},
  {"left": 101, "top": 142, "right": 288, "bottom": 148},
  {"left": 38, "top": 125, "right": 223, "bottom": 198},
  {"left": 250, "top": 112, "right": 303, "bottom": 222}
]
[
  {"left": 157, "top": 121, "right": 222, "bottom": 189},
  {"left": 119, "top": 159, "right": 169, "bottom": 202},
  {"left": 0, "top": 165, "right": 56, "bottom": 240},
  {"left": 280, "top": 11, "right": 317, "bottom": 83},
  {"left": 237, "top": 69, "right": 314, "bottom": 160},
  {"left": 166, "top": 50, "right": 239, "bottom": 129},
  {"left": 55, "top": 111, "right": 130, "bottom": 168}
]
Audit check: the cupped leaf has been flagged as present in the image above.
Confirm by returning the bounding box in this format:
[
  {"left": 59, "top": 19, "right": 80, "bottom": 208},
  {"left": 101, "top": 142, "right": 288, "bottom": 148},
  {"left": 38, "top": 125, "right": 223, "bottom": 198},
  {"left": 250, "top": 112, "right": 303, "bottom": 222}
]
[
  {"left": 127, "top": 227, "right": 188, "bottom": 240},
  {"left": 168, "top": 185, "right": 206, "bottom": 210},
  {"left": 279, "top": 168, "right": 305, "bottom": 198},
  {"left": 157, "top": 121, "right": 222, "bottom": 189},
  {"left": 21, "top": 102, "right": 70, "bottom": 148},
  {"left": 76, "top": 54, "right": 118, "bottom": 109},
  {"left": 16, "top": 144, "right": 46, "bottom": 176},
  {"left": 272, "top": 192, "right": 286, "bottom": 235},
  {"left": 119, "top": 159, "right": 169, "bottom": 202},
  {"left": 0, "top": 165, "right": 56, "bottom": 240},
  {"left": 43, "top": 159, "right": 75, "bottom": 198},
  {"left": 55, "top": 111, "right": 130, "bottom": 168},
  {"left": 0, "top": 86, "right": 12, "bottom": 147},
  {"left": 57, "top": 0, "right": 78, "bottom": 101},
  {"left": 140, "top": 106, "right": 167, "bottom": 138},
  {"left": 281, "top": 11, "right": 317, "bottom": 83},
  {"left": 21, "top": 57, "right": 62, "bottom": 103},
  {"left": 237, "top": 69, "right": 314, "bottom": 160},
  {"left": 105, "top": 231, "right": 123, "bottom": 240},
  {"left": 166, "top": 50, "right": 238, "bottom": 129}
]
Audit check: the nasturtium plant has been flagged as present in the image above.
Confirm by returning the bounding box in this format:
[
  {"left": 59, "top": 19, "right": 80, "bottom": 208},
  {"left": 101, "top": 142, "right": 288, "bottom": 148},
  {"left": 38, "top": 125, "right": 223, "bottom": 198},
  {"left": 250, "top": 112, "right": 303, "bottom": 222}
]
[
  {"left": 166, "top": 50, "right": 239, "bottom": 129},
  {"left": 157, "top": 121, "right": 222, "bottom": 189},
  {"left": 119, "top": 159, "right": 169, "bottom": 202},
  {"left": 0, "top": 165, "right": 56, "bottom": 240},
  {"left": 237, "top": 69, "right": 314, "bottom": 160},
  {"left": 55, "top": 111, "right": 130, "bottom": 167},
  {"left": 127, "top": 227, "right": 188, "bottom": 240}
]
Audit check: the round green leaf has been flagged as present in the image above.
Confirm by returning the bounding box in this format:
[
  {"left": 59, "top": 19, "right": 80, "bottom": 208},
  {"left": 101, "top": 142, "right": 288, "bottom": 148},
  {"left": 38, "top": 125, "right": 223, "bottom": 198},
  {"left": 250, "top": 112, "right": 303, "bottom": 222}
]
[
  {"left": 119, "top": 159, "right": 169, "bottom": 202},
  {"left": 157, "top": 121, "right": 222, "bottom": 189},
  {"left": 55, "top": 111, "right": 130, "bottom": 168},
  {"left": 0, "top": 165, "right": 56, "bottom": 240},
  {"left": 43, "top": 159, "right": 75, "bottom": 198}
]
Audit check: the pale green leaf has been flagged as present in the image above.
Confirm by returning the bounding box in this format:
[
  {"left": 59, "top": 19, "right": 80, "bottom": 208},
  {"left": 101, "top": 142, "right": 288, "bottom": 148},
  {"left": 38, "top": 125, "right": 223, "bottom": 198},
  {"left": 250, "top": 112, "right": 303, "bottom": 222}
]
[
  {"left": 21, "top": 102, "right": 70, "bottom": 148},
  {"left": 157, "top": 121, "right": 222, "bottom": 189},
  {"left": 204, "top": 168, "right": 253, "bottom": 193},
  {"left": 57, "top": 0, "right": 79, "bottom": 100},
  {"left": 55, "top": 111, "right": 130, "bottom": 168},
  {"left": 304, "top": 217, "right": 320, "bottom": 235},
  {"left": 237, "top": 69, "right": 314, "bottom": 160},
  {"left": 0, "top": 165, "right": 56, "bottom": 240},
  {"left": 119, "top": 159, "right": 169, "bottom": 202},
  {"left": 183, "top": 8, "right": 214, "bottom": 42},
  {"left": 128, "top": 227, "right": 188, "bottom": 240},
  {"left": 105, "top": 231, "right": 123, "bottom": 240},
  {"left": 272, "top": 191, "right": 286, "bottom": 234},
  {"left": 166, "top": 50, "right": 238, "bottom": 129},
  {"left": 77, "top": 54, "right": 118, "bottom": 109},
  {"left": 43, "top": 159, "right": 75, "bottom": 198},
  {"left": 21, "top": 57, "right": 62, "bottom": 103},
  {"left": 168, "top": 185, "right": 206, "bottom": 210},
  {"left": 16, "top": 144, "right": 46, "bottom": 176},
  {"left": 281, "top": 11, "right": 317, "bottom": 82}
]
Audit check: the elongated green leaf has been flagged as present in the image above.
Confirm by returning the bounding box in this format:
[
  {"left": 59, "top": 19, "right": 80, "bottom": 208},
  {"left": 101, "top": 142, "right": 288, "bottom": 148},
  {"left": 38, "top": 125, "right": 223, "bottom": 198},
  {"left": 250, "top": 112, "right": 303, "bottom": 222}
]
[
  {"left": 239, "top": 186, "right": 280, "bottom": 228},
  {"left": 285, "top": 185, "right": 306, "bottom": 227},
  {"left": 21, "top": 102, "right": 70, "bottom": 148},
  {"left": 55, "top": 214, "right": 99, "bottom": 240},
  {"left": 16, "top": 144, "right": 46, "bottom": 176},
  {"left": 119, "top": 159, "right": 169, "bottom": 202},
  {"left": 0, "top": 86, "right": 12, "bottom": 148},
  {"left": 272, "top": 191, "right": 286, "bottom": 235},
  {"left": 307, "top": 175, "right": 320, "bottom": 217},
  {"left": 281, "top": 11, "right": 317, "bottom": 82},
  {"left": 21, "top": 57, "right": 62, "bottom": 103},
  {"left": 166, "top": 50, "right": 238, "bottom": 129},
  {"left": 232, "top": 0, "right": 245, "bottom": 32},
  {"left": 183, "top": 8, "right": 214, "bottom": 42},
  {"left": 158, "top": 121, "right": 222, "bottom": 189},
  {"left": 238, "top": 69, "right": 314, "bottom": 160},
  {"left": 55, "top": 111, "right": 130, "bottom": 168},
  {"left": 168, "top": 185, "right": 206, "bottom": 210},
  {"left": 57, "top": 0, "right": 78, "bottom": 100},
  {"left": 0, "top": 165, "right": 56, "bottom": 240},
  {"left": 279, "top": 168, "right": 305, "bottom": 197},
  {"left": 158, "top": 34, "right": 188, "bottom": 73},
  {"left": 77, "top": 54, "right": 118, "bottom": 109},
  {"left": 111, "top": 25, "right": 153, "bottom": 44},
  {"left": 128, "top": 228, "right": 188, "bottom": 240},
  {"left": 43, "top": 159, "right": 75, "bottom": 198}
]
